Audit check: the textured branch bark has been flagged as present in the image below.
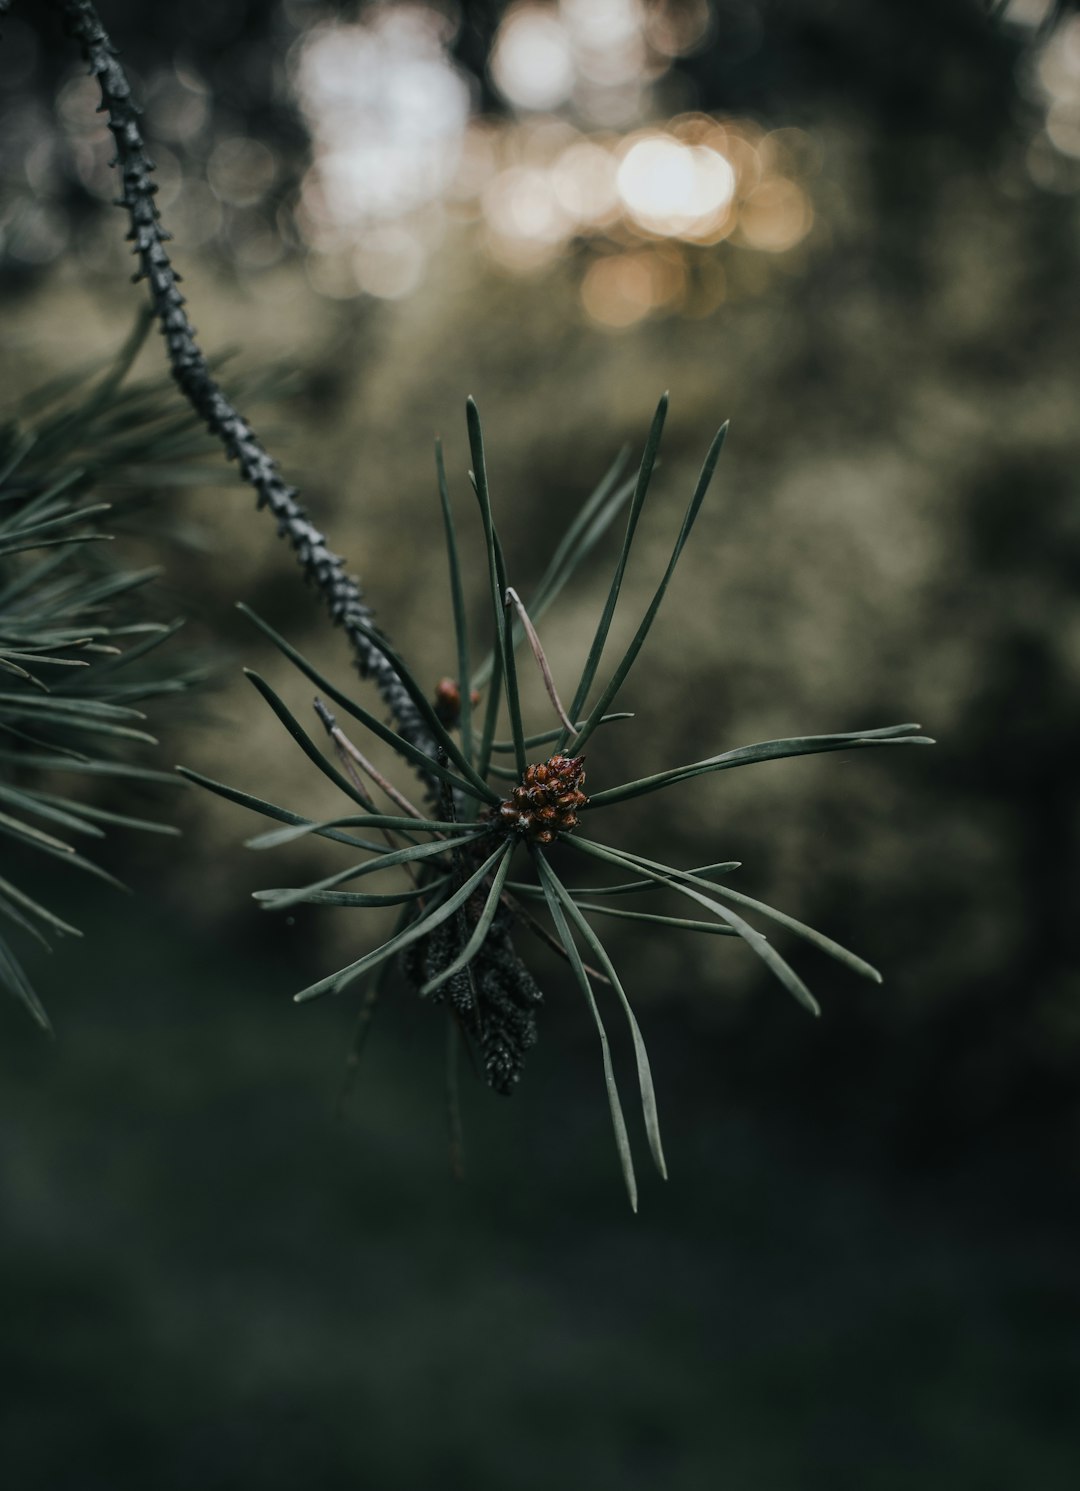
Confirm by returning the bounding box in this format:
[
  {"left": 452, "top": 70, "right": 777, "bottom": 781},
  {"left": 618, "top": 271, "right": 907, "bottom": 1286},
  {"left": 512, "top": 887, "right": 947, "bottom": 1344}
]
[{"left": 51, "top": 0, "right": 432, "bottom": 760}]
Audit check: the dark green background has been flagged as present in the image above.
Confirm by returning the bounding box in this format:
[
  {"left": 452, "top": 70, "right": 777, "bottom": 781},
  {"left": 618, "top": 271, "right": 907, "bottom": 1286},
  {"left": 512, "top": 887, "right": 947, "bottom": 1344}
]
[
  {"left": 5, "top": 867, "right": 1078, "bottom": 1490},
  {"left": 3, "top": 2, "right": 1080, "bottom": 1486}
]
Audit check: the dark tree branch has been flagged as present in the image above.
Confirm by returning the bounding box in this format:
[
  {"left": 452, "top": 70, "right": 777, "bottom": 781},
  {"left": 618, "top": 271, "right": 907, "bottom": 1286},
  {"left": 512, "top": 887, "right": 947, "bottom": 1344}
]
[
  {"left": 50, "top": 0, "right": 432, "bottom": 761},
  {"left": 25, "top": 0, "right": 545, "bottom": 1070}
]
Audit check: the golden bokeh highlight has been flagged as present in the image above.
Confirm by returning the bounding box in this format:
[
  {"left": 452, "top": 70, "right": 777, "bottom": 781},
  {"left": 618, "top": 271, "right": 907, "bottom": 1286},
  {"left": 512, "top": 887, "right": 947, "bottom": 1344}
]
[
  {"left": 289, "top": 7, "right": 819, "bottom": 314},
  {"left": 580, "top": 247, "right": 688, "bottom": 327}
]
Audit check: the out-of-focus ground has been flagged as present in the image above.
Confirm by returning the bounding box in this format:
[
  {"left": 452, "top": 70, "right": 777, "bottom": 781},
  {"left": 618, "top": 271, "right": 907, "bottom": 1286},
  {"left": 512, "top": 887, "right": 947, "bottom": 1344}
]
[{"left": 3, "top": 2, "right": 1080, "bottom": 1486}]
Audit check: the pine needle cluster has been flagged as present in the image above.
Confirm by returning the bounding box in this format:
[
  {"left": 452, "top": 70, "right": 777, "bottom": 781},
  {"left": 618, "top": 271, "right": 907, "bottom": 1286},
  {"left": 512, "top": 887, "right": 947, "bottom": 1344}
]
[
  {"left": 0, "top": 315, "right": 223, "bottom": 1029},
  {"left": 185, "top": 397, "right": 932, "bottom": 1208}
]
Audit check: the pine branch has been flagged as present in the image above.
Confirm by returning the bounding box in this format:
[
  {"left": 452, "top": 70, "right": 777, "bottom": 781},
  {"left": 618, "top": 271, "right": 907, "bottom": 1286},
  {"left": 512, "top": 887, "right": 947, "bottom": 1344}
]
[
  {"left": 50, "top": 0, "right": 431, "bottom": 762},
  {"left": 41, "top": 1, "right": 547, "bottom": 1048},
  {"left": 0, "top": 329, "right": 224, "bottom": 1030}
]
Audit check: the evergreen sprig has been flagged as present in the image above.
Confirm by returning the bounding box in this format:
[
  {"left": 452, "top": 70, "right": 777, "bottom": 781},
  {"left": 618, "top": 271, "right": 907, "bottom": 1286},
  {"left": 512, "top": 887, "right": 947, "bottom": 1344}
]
[
  {"left": 0, "top": 316, "right": 220, "bottom": 1030},
  {"left": 51, "top": 0, "right": 430, "bottom": 762},
  {"left": 184, "top": 398, "right": 933, "bottom": 1209}
]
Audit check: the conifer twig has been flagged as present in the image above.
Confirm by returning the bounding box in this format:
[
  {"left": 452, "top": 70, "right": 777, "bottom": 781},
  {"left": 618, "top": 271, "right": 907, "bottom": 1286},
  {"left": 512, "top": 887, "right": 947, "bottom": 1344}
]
[{"left": 51, "top": 0, "right": 432, "bottom": 763}]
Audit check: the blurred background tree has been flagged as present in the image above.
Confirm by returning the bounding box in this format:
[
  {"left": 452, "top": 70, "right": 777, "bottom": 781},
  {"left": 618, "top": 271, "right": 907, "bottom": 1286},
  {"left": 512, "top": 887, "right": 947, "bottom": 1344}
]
[{"left": 2, "top": 2, "right": 1079, "bottom": 1487}]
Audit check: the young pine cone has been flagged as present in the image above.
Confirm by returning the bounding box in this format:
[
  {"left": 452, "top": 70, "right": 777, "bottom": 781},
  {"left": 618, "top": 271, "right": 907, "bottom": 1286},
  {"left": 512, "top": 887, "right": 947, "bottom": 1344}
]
[{"left": 497, "top": 754, "right": 588, "bottom": 844}]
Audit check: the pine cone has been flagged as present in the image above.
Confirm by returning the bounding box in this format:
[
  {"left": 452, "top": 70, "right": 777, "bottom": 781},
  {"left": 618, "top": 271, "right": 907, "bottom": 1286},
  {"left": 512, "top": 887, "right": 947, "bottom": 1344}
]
[{"left": 497, "top": 755, "right": 588, "bottom": 844}]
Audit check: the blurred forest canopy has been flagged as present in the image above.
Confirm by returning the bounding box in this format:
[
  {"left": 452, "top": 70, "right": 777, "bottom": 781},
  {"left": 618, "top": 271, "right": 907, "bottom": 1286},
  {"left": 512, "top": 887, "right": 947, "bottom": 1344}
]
[
  {"left": 2, "top": 4, "right": 1080, "bottom": 1487},
  {"left": 3, "top": 0, "right": 1079, "bottom": 296}
]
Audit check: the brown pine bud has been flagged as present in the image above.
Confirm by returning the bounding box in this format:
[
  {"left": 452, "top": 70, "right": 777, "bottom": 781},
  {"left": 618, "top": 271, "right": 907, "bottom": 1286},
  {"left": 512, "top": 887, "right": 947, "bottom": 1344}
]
[
  {"left": 433, "top": 677, "right": 481, "bottom": 728},
  {"left": 496, "top": 754, "right": 588, "bottom": 842}
]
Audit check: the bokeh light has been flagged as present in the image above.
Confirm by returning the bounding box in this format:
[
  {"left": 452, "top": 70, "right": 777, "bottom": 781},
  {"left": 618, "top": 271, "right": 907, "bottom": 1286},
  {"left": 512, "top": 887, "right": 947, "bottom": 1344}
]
[
  {"left": 645, "top": 0, "right": 714, "bottom": 58},
  {"left": 580, "top": 244, "right": 687, "bottom": 326},
  {"left": 294, "top": 6, "right": 470, "bottom": 231},
  {"left": 1020, "top": 6, "right": 1080, "bottom": 188},
  {"left": 353, "top": 224, "right": 427, "bottom": 299},
  {"left": 292, "top": 5, "right": 471, "bottom": 296},
  {"left": 491, "top": 5, "right": 576, "bottom": 112},
  {"left": 8, "top": 0, "right": 1074, "bottom": 315},
  {"left": 616, "top": 133, "right": 736, "bottom": 236},
  {"left": 207, "top": 137, "right": 278, "bottom": 208},
  {"left": 292, "top": 2, "right": 817, "bottom": 317},
  {"left": 144, "top": 64, "right": 211, "bottom": 145},
  {"left": 0, "top": 2, "right": 808, "bottom": 311},
  {"left": 735, "top": 176, "right": 812, "bottom": 253},
  {"left": 1039, "top": 16, "right": 1080, "bottom": 161},
  {"left": 550, "top": 139, "right": 621, "bottom": 225}
]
